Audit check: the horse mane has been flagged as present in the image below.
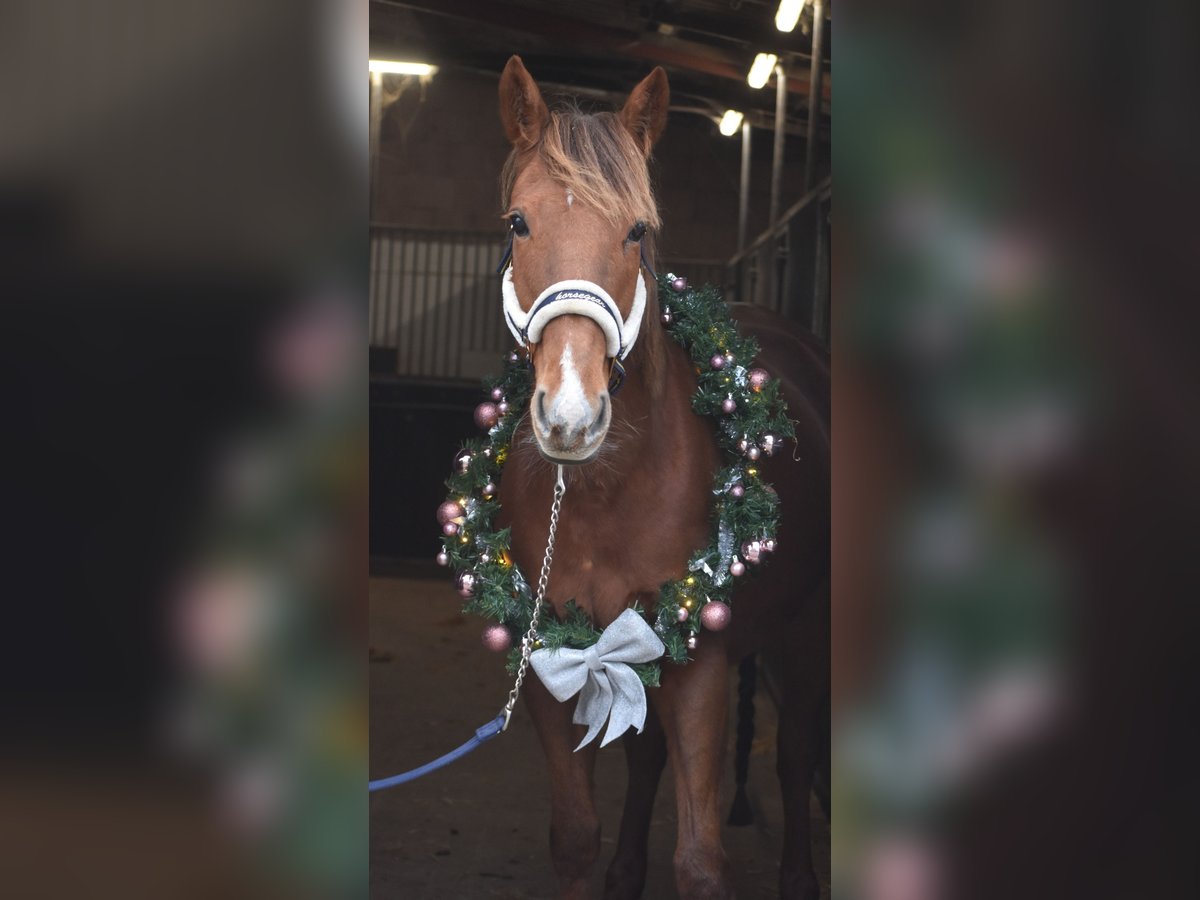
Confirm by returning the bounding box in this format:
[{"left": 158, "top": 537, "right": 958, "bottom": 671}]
[
  {"left": 635, "top": 236, "right": 667, "bottom": 403},
  {"left": 500, "top": 102, "right": 669, "bottom": 403}
]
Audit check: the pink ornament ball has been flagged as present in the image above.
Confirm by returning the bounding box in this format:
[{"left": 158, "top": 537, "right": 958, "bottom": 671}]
[
  {"left": 710, "top": 354, "right": 726, "bottom": 370},
  {"left": 661, "top": 307, "right": 673, "bottom": 325},
  {"left": 677, "top": 606, "right": 689, "bottom": 623},
  {"left": 455, "top": 451, "right": 473, "bottom": 474},
  {"left": 435, "top": 551, "right": 449, "bottom": 566},
  {"left": 442, "top": 521, "right": 459, "bottom": 537},
  {"left": 763, "top": 538, "right": 777, "bottom": 554},
  {"left": 721, "top": 398, "right": 737, "bottom": 415},
  {"left": 437, "top": 500, "right": 465, "bottom": 525},
  {"left": 491, "top": 387, "right": 504, "bottom": 401},
  {"left": 482, "top": 624, "right": 512, "bottom": 652},
  {"left": 482, "top": 481, "right": 498, "bottom": 498},
  {"left": 730, "top": 560, "right": 746, "bottom": 577},
  {"left": 729, "top": 484, "right": 745, "bottom": 499},
  {"left": 456, "top": 572, "right": 476, "bottom": 598},
  {"left": 686, "top": 635, "right": 698, "bottom": 650},
  {"left": 700, "top": 600, "right": 731, "bottom": 631},
  {"left": 748, "top": 368, "right": 770, "bottom": 391},
  {"left": 671, "top": 276, "right": 688, "bottom": 292},
  {"left": 741, "top": 540, "right": 763, "bottom": 564},
  {"left": 497, "top": 401, "right": 510, "bottom": 416},
  {"left": 475, "top": 402, "right": 500, "bottom": 430},
  {"left": 747, "top": 446, "right": 761, "bottom": 461}
]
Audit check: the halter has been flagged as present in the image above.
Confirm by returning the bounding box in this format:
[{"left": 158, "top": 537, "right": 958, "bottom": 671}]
[{"left": 497, "top": 236, "right": 657, "bottom": 395}]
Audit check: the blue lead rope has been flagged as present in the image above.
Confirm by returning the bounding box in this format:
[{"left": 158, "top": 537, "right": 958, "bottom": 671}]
[{"left": 368, "top": 713, "right": 507, "bottom": 792}]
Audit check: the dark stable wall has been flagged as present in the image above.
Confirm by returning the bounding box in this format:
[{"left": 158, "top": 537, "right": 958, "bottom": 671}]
[{"left": 373, "top": 69, "right": 822, "bottom": 262}]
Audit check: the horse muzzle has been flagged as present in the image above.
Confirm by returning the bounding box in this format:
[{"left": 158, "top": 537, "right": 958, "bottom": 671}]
[{"left": 532, "top": 387, "right": 610, "bottom": 464}]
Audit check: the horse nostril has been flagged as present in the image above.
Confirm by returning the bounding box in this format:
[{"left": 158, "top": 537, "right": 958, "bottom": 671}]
[
  {"left": 535, "top": 389, "right": 549, "bottom": 429},
  {"left": 587, "top": 394, "right": 609, "bottom": 439}
]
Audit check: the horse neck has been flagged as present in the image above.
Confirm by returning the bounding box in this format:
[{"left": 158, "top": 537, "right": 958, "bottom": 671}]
[{"left": 503, "top": 297, "right": 717, "bottom": 613}]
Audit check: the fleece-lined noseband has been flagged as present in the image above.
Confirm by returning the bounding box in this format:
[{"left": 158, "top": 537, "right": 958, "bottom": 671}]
[
  {"left": 497, "top": 238, "right": 656, "bottom": 393},
  {"left": 502, "top": 269, "right": 647, "bottom": 362}
]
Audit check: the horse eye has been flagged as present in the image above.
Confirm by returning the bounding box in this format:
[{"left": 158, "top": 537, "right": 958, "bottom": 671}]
[
  {"left": 510, "top": 214, "right": 530, "bottom": 237},
  {"left": 627, "top": 221, "right": 647, "bottom": 242}
]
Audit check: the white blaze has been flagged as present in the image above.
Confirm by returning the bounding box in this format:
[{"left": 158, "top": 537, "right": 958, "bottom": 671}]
[{"left": 549, "top": 342, "right": 591, "bottom": 429}]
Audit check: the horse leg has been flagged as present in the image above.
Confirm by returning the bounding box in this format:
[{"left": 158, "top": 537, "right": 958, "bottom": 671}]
[
  {"left": 603, "top": 706, "right": 668, "bottom": 900},
  {"left": 727, "top": 654, "right": 758, "bottom": 826},
  {"left": 525, "top": 673, "right": 602, "bottom": 900},
  {"left": 655, "top": 638, "right": 734, "bottom": 900},
  {"left": 777, "top": 579, "right": 830, "bottom": 900}
]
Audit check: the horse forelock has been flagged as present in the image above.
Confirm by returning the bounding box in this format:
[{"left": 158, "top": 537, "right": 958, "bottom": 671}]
[{"left": 500, "top": 106, "right": 661, "bottom": 230}]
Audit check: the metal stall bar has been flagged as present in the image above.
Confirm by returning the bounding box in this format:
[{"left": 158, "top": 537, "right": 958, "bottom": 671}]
[
  {"left": 726, "top": 175, "right": 831, "bottom": 333},
  {"left": 803, "top": 0, "right": 827, "bottom": 193},
  {"left": 369, "top": 224, "right": 513, "bottom": 382}
]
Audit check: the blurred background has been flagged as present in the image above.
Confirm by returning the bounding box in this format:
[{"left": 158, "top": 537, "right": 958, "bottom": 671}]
[
  {"left": 835, "top": 1, "right": 1199, "bottom": 898},
  {"left": 1, "top": 1, "right": 365, "bottom": 897}
]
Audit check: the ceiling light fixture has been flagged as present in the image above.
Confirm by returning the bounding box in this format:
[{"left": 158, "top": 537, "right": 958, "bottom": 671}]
[
  {"left": 368, "top": 59, "right": 437, "bottom": 76},
  {"left": 747, "top": 53, "right": 778, "bottom": 89},
  {"left": 775, "top": 0, "right": 808, "bottom": 33},
  {"left": 718, "top": 110, "right": 745, "bottom": 136}
]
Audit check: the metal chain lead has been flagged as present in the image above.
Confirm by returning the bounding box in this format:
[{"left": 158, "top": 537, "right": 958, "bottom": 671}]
[{"left": 502, "top": 464, "right": 566, "bottom": 730}]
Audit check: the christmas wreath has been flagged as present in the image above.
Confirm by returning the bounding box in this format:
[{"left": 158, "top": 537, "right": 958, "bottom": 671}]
[{"left": 435, "top": 274, "right": 794, "bottom": 687}]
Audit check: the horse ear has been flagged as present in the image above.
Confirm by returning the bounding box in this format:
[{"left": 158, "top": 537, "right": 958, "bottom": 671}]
[
  {"left": 499, "top": 56, "right": 549, "bottom": 150},
  {"left": 619, "top": 67, "right": 670, "bottom": 155}
]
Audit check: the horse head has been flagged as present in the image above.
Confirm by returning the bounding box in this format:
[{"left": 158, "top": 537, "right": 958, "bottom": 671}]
[{"left": 498, "top": 56, "right": 669, "bottom": 464}]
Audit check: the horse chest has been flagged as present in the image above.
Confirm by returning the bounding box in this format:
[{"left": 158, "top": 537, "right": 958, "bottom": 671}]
[{"left": 541, "top": 491, "right": 707, "bottom": 624}]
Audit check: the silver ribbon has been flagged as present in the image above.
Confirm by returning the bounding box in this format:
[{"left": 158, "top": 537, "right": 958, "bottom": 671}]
[{"left": 529, "top": 608, "right": 665, "bottom": 750}]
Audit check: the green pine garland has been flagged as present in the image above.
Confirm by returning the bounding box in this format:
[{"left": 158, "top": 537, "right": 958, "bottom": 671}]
[{"left": 437, "top": 273, "right": 795, "bottom": 687}]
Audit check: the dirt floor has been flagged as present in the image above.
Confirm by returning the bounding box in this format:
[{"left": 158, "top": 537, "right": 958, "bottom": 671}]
[{"left": 370, "top": 574, "right": 830, "bottom": 899}]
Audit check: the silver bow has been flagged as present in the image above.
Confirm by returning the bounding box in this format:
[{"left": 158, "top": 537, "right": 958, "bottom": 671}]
[{"left": 529, "top": 608, "right": 665, "bottom": 750}]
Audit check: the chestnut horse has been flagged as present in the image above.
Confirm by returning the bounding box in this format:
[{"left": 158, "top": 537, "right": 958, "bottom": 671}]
[{"left": 495, "top": 57, "right": 830, "bottom": 900}]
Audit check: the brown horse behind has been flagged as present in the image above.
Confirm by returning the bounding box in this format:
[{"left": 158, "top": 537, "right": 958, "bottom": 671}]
[{"left": 495, "top": 57, "right": 830, "bottom": 900}]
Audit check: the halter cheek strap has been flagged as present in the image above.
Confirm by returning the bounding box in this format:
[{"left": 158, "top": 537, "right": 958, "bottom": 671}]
[{"left": 502, "top": 270, "right": 647, "bottom": 361}]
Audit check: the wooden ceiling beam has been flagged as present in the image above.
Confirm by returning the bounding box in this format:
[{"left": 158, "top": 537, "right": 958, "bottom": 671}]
[{"left": 372, "top": 0, "right": 829, "bottom": 101}]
